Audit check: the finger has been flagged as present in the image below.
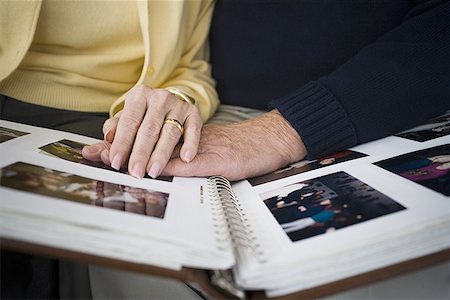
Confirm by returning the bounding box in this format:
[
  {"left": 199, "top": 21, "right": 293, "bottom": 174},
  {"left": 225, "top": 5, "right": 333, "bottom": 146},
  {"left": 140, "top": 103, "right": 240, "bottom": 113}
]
[
  {"left": 100, "top": 149, "right": 111, "bottom": 166},
  {"left": 179, "top": 111, "right": 202, "bottom": 163},
  {"left": 128, "top": 93, "right": 174, "bottom": 178},
  {"left": 146, "top": 119, "right": 183, "bottom": 178},
  {"left": 109, "top": 87, "right": 149, "bottom": 170},
  {"left": 82, "top": 141, "right": 111, "bottom": 162},
  {"left": 102, "top": 111, "right": 121, "bottom": 143},
  {"left": 170, "top": 144, "right": 182, "bottom": 159},
  {"left": 162, "top": 153, "right": 223, "bottom": 178},
  {"left": 127, "top": 89, "right": 189, "bottom": 178},
  {"left": 127, "top": 109, "right": 165, "bottom": 178}
]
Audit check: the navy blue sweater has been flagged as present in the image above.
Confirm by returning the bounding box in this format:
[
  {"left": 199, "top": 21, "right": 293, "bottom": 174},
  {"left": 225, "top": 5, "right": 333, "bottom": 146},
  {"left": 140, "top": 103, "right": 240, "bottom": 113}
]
[{"left": 210, "top": 0, "right": 450, "bottom": 159}]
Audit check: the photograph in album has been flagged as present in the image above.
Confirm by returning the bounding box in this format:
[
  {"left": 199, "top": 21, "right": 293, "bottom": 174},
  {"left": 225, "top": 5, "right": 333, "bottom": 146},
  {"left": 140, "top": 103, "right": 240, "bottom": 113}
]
[
  {"left": 1, "top": 119, "right": 449, "bottom": 299},
  {"left": 0, "top": 126, "right": 29, "bottom": 143},
  {"left": 40, "top": 139, "right": 173, "bottom": 182},
  {"left": 261, "top": 171, "right": 406, "bottom": 242},
  {"left": 0, "top": 162, "right": 169, "bottom": 218},
  {"left": 374, "top": 144, "right": 450, "bottom": 196},
  {"left": 248, "top": 149, "right": 367, "bottom": 186},
  {"left": 395, "top": 110, "right": 450, "bottom": 142}
]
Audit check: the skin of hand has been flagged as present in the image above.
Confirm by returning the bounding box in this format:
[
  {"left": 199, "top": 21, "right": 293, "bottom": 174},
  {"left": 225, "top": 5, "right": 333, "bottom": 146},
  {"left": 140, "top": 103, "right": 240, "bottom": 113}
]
[
  {"left": 162, "top": 109, "right": 307, "bottom": 181},
  {"left": 82, "top": 84, "right": 202, "bottom": 179}
]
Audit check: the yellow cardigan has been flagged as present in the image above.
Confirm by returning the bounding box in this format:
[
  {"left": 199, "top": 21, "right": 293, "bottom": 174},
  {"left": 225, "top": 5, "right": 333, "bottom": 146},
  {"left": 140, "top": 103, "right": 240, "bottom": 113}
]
[{"left": 0, "top": 0, "right": 219, "bottom": 121}]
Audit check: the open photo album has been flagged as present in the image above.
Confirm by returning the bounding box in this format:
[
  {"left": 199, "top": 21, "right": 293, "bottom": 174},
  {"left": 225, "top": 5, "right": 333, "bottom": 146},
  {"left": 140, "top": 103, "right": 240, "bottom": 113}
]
[{"left": 1, "top": 112, "right": 449, "bottom": 298}]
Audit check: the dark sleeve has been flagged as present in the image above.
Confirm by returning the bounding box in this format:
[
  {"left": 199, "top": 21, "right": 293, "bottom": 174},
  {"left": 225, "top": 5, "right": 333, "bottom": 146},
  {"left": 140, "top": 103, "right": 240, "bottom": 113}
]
[{"left": 270, "top": 0, "right": 450, "bottom": 159}]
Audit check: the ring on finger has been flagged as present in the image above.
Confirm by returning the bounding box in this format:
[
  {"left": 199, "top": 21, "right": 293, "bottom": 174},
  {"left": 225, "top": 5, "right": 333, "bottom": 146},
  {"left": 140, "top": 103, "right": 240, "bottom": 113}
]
[{"left": 163, "top": 118, "right": 184, "bottom": 135}]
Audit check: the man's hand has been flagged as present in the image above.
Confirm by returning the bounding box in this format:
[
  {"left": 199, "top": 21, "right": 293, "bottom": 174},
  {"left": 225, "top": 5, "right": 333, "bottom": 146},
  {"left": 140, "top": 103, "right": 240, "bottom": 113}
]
[{"left": 162, "top": 110, "right": 307, "bottom": 181}]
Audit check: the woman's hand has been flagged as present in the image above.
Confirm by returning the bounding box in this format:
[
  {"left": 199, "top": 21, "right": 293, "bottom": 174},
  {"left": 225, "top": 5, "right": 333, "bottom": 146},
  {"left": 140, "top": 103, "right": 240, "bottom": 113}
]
[{"left": 82, "top": 85, "right": 201, "bottom": 178}]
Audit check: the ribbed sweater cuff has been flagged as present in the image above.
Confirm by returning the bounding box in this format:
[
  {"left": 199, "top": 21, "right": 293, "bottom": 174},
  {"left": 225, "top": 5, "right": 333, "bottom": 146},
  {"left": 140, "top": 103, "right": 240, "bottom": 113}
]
[{"left": 269, "top": 81, "right": 357, "bottom": 159}]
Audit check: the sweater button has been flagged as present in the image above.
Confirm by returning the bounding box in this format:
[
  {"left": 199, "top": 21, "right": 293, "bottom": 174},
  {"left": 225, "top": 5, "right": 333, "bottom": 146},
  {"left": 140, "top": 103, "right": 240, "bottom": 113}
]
[{"left": 147, "top": 66, "right": 154, "bottom": 75}]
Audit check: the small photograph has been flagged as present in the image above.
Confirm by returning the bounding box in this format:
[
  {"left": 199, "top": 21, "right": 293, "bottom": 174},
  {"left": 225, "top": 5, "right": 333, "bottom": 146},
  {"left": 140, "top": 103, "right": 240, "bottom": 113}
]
[
  {"left": 0, "top": 162, "right": 169, "bottom": 218},
  {"left": 248, "top": 150, "right": 367, "bottom": 186},
  {"left": 262, "top": 171, "right": 405, "bottom": 242},
  {"left": 396, "top": 110, "right": 450, "bottom": 142},
  {"left": 40, "top": 139, "right": 86, "bottom": 162},
  {"left": 374, "top": 144, "right": 450, "bottom": 196},
  {"left": 0, "top": 127, "right": 29, "bottom": 143},
  {"left": 40, "top": 139, "right": 173, "bottom": 182}
]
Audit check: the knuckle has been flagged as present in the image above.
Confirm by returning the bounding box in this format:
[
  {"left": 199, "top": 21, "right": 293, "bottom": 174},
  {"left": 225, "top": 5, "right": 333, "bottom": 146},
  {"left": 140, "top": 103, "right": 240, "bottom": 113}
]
[
  {"left": 133, "top": 84, "right": 150, "bottom": 94},
  {"left": 158, "top": 89, "right": 172, "bottom": 99},
  {"left": 164, "top": 125, "right": 182, "bottom": 140},
  {"left": 188, "top": 123, "right": 202, "bottom": 136},
  {"left": 102, "top": 119, "right": 113, "bottom": 133},
  {"left": 154, "top": 90, "right": 173, "bottom": 107},
  {"left": 126, "top": 94, "right": 144, "bottom": 106},
  {"left": 183, "top": 113, "right": 202, "bottom": 137},
  {"left": 121, "top": 114, "right": 142, "bottom": 132},
  {"left": 139, "top": 124, "right": 161, "bottom": 140},
  {"left": 188, "top": 105, "right": 200, "bottom": 114}
]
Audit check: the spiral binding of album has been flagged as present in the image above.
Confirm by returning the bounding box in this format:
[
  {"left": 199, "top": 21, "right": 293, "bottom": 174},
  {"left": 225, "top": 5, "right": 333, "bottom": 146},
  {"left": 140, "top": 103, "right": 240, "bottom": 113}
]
[{"left": 207, "top": 176, "right": 267, "bottom": 263}]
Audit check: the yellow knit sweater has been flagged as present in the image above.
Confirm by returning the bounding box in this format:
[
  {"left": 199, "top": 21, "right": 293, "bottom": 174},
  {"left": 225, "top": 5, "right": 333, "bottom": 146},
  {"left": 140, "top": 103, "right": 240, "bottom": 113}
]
[{"left": 0, "top": 0, "right": 218, "bottom": 121}]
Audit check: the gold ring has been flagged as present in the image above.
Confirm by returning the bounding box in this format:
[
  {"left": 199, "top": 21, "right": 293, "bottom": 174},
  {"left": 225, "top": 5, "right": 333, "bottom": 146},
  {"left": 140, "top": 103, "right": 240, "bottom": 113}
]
[{"left": 164, "top": 118, "right": 184, "bottom": 135}]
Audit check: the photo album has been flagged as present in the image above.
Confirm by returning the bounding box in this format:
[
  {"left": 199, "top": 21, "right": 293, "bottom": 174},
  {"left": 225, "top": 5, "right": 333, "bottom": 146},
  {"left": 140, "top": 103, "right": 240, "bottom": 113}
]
[{"left": 1, "top": 111, "right": 449, "bottom": 298}]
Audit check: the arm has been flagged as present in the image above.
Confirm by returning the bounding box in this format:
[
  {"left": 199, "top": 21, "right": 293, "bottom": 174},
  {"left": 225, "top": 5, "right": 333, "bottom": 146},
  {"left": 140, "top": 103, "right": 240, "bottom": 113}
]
[
  {"left": 271, "top": 0, "right": 450, "bottom": 159},
  {"left": 83, "top": 1, "right": 218, "bottom": 178},
  {"left": 161, "top": 0, "right": 219, "bottom": 123},
  {"left": 163, "top": 0, "right": 450, "bottom": 180}
]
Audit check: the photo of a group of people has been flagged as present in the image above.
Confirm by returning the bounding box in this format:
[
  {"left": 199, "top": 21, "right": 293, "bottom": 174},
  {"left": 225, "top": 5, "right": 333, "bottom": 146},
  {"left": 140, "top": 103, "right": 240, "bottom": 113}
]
[
  {"left": 0, "top": 127, "right": 29, "bottom": 143},
  {"left": 248, "top": 150, "right": 367, "bottom": 186},
  {"left": 0, "top": 162, "right": 169, "bottom": 218},
  {"left": 262, "top": 172, "right": 405, "bottom": 242},
  {"left": 396, "top": 110, "right": 450, "bottom": 142},
  {"left": 40, "top": 139, "right": 173, "bottom": 182},
  {"left": 374, "top": 144, "right": 450, "bottom": 196}
]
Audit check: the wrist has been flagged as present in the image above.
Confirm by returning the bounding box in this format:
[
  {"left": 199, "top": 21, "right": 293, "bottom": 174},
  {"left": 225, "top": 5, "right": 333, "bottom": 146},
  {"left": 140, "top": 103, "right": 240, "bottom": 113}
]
[{"left": 262, "top": 109, "right": 307, "bottom": 164}]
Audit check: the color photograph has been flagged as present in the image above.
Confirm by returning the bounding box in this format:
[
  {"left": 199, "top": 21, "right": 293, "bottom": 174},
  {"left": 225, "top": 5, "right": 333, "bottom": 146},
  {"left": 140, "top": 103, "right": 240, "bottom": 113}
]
[
  {"left": 0, "top": 162, "right": 169, "bottom": 218},
  {"left": 396, "top": 111, "right": 450, "bottom": 142},
  {"left": 0, "top": 127, "right": 29, "bottom": 143},
  {"left": 262, "top": 171, "right": 405, "bottom": 242},
  {"left": 374, "top": 144, "right": 450, "bottom": 196},
  {"left": 248, "top": 150, "right": 367, "bottom": 186},
  {"left": 40, "top": 139, "right": 173, "bottom": 182}
]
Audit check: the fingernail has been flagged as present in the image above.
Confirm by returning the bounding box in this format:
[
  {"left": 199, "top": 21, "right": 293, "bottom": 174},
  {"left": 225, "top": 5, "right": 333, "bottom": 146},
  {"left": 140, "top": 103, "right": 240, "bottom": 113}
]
[
  {"left": 83, "top": 144, "right": 101, "bottom": 154},
  {"left": 148, "top": 162, "right": 161, "bottom": 179},
  {"left": 182, "top": 150, "right": 193, "bottom": 163},
  {"left": 111, "top": 154, "right": 123, "bottom": 170},
  {"left": 131, "top": 163, "right": 145, "bottom": 179}
]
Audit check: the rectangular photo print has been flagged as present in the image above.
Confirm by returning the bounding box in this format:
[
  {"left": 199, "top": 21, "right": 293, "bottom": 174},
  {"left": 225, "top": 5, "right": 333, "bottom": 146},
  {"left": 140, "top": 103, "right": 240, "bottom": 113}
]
[
  {"left": 0, "top": 162, "right": 169, "bottom": 218},
  {"left": 261, "top": 171, "right": 405, "bottom": 242},
  {"left": 374, "top": 144, "right": 450, "bottom": 196},
  {"left": 0, "top": 127, "right": 29, "bottom": 143},
  {"left": 39, "top": 139, "right": 172, "bottom": 182},
  {"left": 248, "top": 150, "right": 367, "bottom": 186},
  {"left": 395, "top": 110, "right": 450, "bottom": 142}
]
